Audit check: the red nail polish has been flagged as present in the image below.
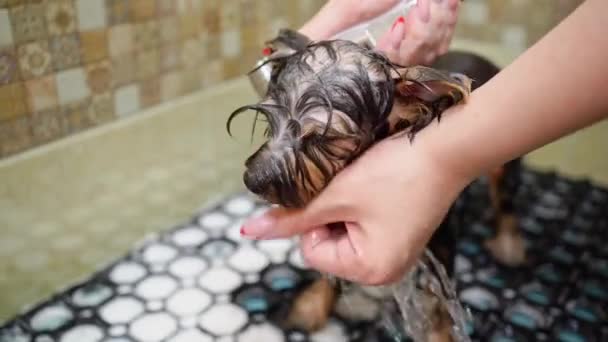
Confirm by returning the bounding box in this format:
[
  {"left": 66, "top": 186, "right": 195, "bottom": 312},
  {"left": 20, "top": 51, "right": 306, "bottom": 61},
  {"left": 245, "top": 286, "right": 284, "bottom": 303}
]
[
  {"left": 262, "top": 47, "right": 272, "bottom": 56},
  {"left": 392, "top": 16, "right": 405, "bottom": 30}
]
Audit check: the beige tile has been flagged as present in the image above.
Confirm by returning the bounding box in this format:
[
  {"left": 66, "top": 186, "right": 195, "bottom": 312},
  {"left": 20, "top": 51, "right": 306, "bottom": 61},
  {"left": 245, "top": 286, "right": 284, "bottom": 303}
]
[
  {"left": 107, "top": 0, "right": 131, "bottom": 25},
  {"left": 10, "top": 4, "right": 48, "bottom": 44},
  {"left": 86, "top": 60, "right": 111, "bottom": 94},
  {"left": 91, "top": 91, "right": 115, "bottom": 123},
  {"left": 30, "top": 108, "right": 67, "bottom": 144},
  {"left": 63, "top": 97, "right": 94, "bottom": 133},
  {"left": 157, "top": 0, "right": 176, "bottom": 16},
  {"left": 110, "top": 53, "right": 135, "bottom": 87},
  {"left": 0, "top": 82, "right": 27, "bottom": 121},
  {"left": 0, "top": 116, "right": 32, "bottom": 157},
  {"left": 131, "top": 0, "right": 157, "bottom": 21},
  {"left": 49, "top": 33, "right": 81, "bottom": 70},
  {"left": 135, "top": 48, "right": 160, "bottom": 80},
  {"left": 108, "top": 24, "right": 133, "bottom": 57},
  {"left": 46, "top": 0, "right": 76, "bottom": 36},
  {"left": 160, "top": 70, "right": 181, "bottom": 101},
  {"left": 179, "top": 14, "right": 201, "bottom": 39},
  {"left": 76, "top": 0, "right": 107, "bottom": 31},
  {"left": 140, "top": 76, "right": 160, "bottom": 107},
  {"left": 180, "top": 38, "right": 204, "bottom": 69},
  {"left": 80, "top": 29, "right": 108, "bottom": 63},
  {"left": 17, "top": 40, "right": 52, "bottom": 80},
  {"left": 159, "top": 16, "right": 178, "bottom": 43},
  {"left": 134, "top": 20, "right": 159, "bottom": 51},
  {"left": 25, "top": 75, "right": 58, "bottom": 112},
  {"left": 160, "top": 44, "right": 179, "bottom": 71},
  {"left": 55, "top": 67, "right": 91, "bottom": 104}
]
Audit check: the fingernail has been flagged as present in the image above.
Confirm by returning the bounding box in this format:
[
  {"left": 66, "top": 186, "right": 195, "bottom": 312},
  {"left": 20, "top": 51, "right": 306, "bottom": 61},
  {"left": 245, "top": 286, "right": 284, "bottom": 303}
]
[
  {"left": 392, "top": 16, "right": 405, "bottom": 31},
  {"left": 241, "top": 215, "right": 275, "bottom": 239}
]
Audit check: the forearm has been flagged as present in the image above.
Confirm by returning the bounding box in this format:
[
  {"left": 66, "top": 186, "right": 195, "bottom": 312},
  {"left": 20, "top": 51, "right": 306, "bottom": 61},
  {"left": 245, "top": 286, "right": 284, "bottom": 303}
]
[{"left": 430, "top": 0, "right": 608, "bottom": 180}]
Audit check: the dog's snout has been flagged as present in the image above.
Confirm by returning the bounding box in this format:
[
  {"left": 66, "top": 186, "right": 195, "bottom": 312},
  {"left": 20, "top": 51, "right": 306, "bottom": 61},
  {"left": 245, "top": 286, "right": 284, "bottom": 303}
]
[{"left": 243, "top": 168, "right": 269, "bottom": 196}]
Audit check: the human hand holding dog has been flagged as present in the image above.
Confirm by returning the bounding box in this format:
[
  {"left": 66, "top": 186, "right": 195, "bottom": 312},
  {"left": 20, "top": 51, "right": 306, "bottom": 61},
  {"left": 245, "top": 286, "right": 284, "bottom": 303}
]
[{"left": 240, "top": 126, "right": 472, "bottom": 285}]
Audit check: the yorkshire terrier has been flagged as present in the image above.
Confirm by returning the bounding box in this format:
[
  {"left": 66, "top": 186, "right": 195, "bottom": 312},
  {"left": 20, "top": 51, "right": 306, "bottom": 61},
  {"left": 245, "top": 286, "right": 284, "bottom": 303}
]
[{"left": 228, "top": 29, "right": 526, "bottom": 341}]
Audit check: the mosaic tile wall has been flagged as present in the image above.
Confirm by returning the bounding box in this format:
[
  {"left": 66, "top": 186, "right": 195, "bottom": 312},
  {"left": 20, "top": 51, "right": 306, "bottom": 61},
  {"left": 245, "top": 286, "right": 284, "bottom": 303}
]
[
  {"left": 0, "top": 0, "right": 327, "bottom": 158},
  {"left": 0, "top": 0, "right": 586, "bottom": 159}
]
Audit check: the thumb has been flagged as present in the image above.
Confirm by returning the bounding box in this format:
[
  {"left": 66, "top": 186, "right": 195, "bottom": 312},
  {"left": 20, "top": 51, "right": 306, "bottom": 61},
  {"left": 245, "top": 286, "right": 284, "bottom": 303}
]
[{"left": 240, "top": 192, "right": 349, "bottom": 240}]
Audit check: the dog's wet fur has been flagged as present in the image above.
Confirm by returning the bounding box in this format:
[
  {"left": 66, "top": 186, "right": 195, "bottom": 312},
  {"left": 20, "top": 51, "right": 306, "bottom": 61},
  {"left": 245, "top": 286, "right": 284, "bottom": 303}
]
[{"left": 228, "top": 29, "right": 524, "bottom": 340}]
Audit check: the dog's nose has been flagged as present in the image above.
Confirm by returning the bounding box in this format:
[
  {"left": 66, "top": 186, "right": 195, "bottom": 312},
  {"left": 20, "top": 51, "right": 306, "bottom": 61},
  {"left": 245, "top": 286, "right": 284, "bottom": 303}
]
[{"left": 243, "top": 169, "right": 269, "bottom": 196}]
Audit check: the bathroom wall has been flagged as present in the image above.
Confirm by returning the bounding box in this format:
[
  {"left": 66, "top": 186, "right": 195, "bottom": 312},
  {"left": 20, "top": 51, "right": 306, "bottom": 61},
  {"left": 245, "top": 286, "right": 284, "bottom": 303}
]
[
  {"left": 0, "top": 0, "right": 326, "bottom": 158},
  {"left": 0, "top": 0, "right": 586, "bottom": 159}
]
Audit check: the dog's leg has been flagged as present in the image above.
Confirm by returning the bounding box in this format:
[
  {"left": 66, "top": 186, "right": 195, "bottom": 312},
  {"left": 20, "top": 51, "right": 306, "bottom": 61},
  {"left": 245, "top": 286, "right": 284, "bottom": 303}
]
[
  {"left": 484, "top": 158, "right": 527, "bottom": 267},
  {"left": 285, "top": 277, "right": 337, "bottom": 332}
]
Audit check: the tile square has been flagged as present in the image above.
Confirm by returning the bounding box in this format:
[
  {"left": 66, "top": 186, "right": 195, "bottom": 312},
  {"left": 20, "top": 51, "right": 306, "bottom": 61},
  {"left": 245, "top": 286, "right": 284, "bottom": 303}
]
[
  {"left": 134, "top": 21, "right": 159, "bottom": 51},
  {"left": 221, "top": 30, "right": 241, "bottom": 59},
  {"left": 91, "top": 91, "right": 115, "bottom": 122},
  {"left": 0, "top": 47, "right": 20, "bottom": 85},
  {"left": 205, "top": 35, "right": 220, "bottom": 60},
  {"left": 199, "top": 59, "right": 222, "bottom": 88},
  {"left": 10, "top": 4, "right": 48, "bottom": 44},
  {"left": 25, "top": 75, "right": 58, "bottom": 112},
  {"left": 110, "top": 53, "right": 135, "bottom": 87},
  {"left": 114, "top": 83, "right": 140, "bottom": 116},
  {"left": 131, "top": 0, "right": 157, "bottom": 21},
  {"left": 80, "top": 29, "right": 108, "bottom": 63},
  {"left": 108, "top": 24, "right": 133, "bottom": 57},
  {"left": 46, "top": 0, "right": 77, "bottom": 36},
  {"left": 159, "top": 17, "right": 178, "bottom": 43},
  {"left": 181, "top": 69, "right": 198, "bottom": 93},
  {"left": 220, "top": 0, "right": 240, "bottom": 32},
  {"left": 76, "top": 0, "right": 107, "bottom": 31},
  {"left": 160, "top": 44, "right": 179, "bottom": 71},
  {"left": 157, "top": 0, "right": 175, "bottom": 16},
  {"left": 17, "top": 40, "right": 52, "bottom": 79},
  {"left": 160, "top": 70, "right": 181, "bottom": 101},
  {"left": 0, "top": 9, "right": 13, "bottom": 46},
  {"left": 86, "top": 60, "right": 111, "bottom": 94},
  {"left": 0, "top": 82, "right": 27, "bottom": 121},
  {"left": 202, "top": 7, "right": 220, "bottom": 35},
  {"left": 179, "top": 14, "right": 200, "bottom": 39},
  {"left": 62, "top": 97, "right": 94, "bottom": 132},
  {"left": 50, "top": 33, "right": 81, "bottom": 70},
  {"left": 30, "top": 108, "right": 68, "bottom": 144},
  {"left": 0, "top": 116, "right": 32, "bottom": 157},
  {"left": 107, "top": 0, "right": 131, "bottom": 25},
  {"left": 139, "top": 76, "right": 160, "bottom": 107},
  {"left": 176, "top": 0, "right": 203, "bottom": 14},
  {"left": 135, "top": 48, "right": 159, "bottom": 80},
  {"left": 55, "top": 67, "right": 91, "bottom": 104},
  {"left": 181, "top": 38, "right": 204, "bottom": 69}
]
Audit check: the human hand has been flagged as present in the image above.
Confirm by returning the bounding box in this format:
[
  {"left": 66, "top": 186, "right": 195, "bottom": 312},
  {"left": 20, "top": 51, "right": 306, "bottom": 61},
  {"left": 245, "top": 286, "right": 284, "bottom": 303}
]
[
  {"left": 240, "top": 124, "right": 473, "bottom": 285},
  {"left": 376, "top": 0, "right": 461, "bottom": 66}
]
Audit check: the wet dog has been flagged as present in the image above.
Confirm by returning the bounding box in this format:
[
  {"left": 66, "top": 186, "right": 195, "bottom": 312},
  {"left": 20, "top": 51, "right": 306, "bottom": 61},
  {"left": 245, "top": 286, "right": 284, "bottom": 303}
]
[{"left": 228, "top": 29, "right": 525, "bottom": 340}]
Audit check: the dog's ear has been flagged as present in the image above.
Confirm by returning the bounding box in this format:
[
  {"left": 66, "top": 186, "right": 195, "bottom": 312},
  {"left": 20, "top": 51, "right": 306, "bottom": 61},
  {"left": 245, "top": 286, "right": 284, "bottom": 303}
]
[
  {"left": 391, "top": 66, "right": 472, "bottom": 108},
  {"left": 383, "top": 66, "right": 472, "bottom": 140}
]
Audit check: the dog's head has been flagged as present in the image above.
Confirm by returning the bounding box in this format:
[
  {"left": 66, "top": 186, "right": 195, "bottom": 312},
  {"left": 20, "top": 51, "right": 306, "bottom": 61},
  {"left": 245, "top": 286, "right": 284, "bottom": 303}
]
[{"left": 228, "top": 29, "right": 472, "bottom": 208}]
